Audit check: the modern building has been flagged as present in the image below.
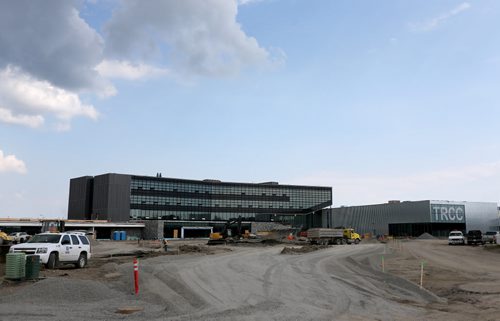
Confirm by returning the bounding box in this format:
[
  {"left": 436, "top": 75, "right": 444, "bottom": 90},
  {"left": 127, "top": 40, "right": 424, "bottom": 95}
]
[
  {"left": 323, "top": 200, "right": 500, "bottom": 237},
  {"left": 68, "top": 173, "right": 332, "bottom": 238}
]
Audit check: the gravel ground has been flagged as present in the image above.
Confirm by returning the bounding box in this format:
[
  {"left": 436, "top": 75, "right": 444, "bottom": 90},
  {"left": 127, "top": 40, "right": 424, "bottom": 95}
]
[
  {"left": 0, "top": 239, "right": 499, "bottom": 320},
  {"left": 384, "top": 239, "right": 500, "bottom": 321}
]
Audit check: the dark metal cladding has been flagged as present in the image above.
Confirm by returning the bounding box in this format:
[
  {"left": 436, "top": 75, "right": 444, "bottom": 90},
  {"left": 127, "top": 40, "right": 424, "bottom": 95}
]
[{"left": 67, "top": 176, "right": 94, "bottom": 220}]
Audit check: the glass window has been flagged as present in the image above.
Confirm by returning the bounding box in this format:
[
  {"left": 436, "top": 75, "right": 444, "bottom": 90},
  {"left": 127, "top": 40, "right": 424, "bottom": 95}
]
[
  {"left": 61, "top": 235, "right": 71, "bottom": 245},
  {"left": 71, "top": 235, "right": 80, "bottom": 245}
]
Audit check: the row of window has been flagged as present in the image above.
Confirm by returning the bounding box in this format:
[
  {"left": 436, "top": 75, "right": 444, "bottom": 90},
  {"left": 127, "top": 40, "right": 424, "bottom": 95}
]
[
  {"left": 130, "top": 197, "right": 311, "bottom": 208},
  {"left": 130, "top": 210, "right": 307, "bottom": 221},
  {"left": 131, "top": 179, "right": 331, "bottom": 198},
  {"left": 130, "top": 195, "right": 328, "bottom": 205}
]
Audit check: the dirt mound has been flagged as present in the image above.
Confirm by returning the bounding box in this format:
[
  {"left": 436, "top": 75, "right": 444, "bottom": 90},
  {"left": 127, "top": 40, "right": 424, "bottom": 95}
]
[
  {"left": 178, "top": 244, "right": 210, "bottom": 253},
  {"left": 0, "top": 278, "right": 125, "bottom": 304},
  {"left": 417, "top": 233, "right": 435, "bottom": 239},
  {"left": 280, "top": 245, "right": 329, "bottom": 255}
]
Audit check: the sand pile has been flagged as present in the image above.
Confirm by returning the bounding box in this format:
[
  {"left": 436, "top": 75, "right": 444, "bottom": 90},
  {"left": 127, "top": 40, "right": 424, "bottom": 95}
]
[{"left": 417, "top": 232, "right": 435, "bottom": 239}]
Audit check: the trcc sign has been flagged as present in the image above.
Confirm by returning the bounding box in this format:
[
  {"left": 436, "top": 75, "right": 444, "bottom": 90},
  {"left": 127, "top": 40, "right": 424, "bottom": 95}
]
[{"left": 431, "top": 204, "right": 465, "bottom": 223}]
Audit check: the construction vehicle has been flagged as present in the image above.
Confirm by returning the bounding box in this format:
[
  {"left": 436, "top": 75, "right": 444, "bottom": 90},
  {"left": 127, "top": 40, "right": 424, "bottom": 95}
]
[
  {"left": 208, "top": 217, "right": 242, "bottom": 245},
  {"left": 0, "top": 230, "right": 14, "bottom": 245},
  {"left": 307, "top": 228, "right": 361, "bottom": 245},
  {"left": 41, "top": 220, "right": 65, "bottom": 233}
]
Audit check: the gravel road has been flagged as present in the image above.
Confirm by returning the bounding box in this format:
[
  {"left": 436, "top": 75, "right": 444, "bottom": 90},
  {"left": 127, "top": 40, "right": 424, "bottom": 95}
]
[{"left": 0, "top": 243, "right": 439, "bottom": 321}]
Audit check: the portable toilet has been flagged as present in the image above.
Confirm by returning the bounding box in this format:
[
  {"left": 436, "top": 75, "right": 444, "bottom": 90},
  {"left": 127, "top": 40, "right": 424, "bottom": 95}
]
[
  {"left": 112, "top": 231, "right": 120, "bottom": 241},
  {"left": 120, "top": 230, "right": 127, "bottom": 241}
]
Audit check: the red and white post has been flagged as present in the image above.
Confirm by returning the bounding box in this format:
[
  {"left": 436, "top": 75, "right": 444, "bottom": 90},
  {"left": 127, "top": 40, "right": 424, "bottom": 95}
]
[{"left": 133, "top": 257, "right": 139, "bottom": 295}]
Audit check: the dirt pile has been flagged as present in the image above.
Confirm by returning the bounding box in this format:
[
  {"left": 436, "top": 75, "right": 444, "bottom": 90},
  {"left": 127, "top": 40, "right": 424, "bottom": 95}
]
[
  {"left": 417, "top": 233, "right": 435, "bottom": 240},
  {"left": 178, "top": 244, "right": 208, "bottom": 253},
  {"left": 280, "top": 245, "right": 329, "bottom": 255},
  {"left": 175, "top": 244, "right": 232, "bottom": 254}
]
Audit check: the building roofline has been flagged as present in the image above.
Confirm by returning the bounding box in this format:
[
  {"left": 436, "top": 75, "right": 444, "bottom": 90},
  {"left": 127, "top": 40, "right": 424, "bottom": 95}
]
[{"left": 83, "top": 173, "right": 332, "bottom": 190}]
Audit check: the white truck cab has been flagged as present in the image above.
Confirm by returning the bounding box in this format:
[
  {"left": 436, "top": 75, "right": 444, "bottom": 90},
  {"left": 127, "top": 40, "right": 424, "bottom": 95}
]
[{"left": 10, "top": 232, "right": 91, "bottom": 269}]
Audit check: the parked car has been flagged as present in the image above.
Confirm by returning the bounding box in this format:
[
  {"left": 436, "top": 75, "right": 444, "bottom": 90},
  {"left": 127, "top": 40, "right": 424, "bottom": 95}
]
[
  {"left": 482, "top": 231, "right": 500, "bottom": 244},
  {"left": 9, "top": 231, "right": 91, "bottom": 269},
  {"left": 466, "top": 230, "right": 484, "bottom": 245},
  {"left": 9, "top": 232, "right": 31, "bottom": 244},
  {"left": 448, "top": 231, "right": 465, "bottom": 245}
]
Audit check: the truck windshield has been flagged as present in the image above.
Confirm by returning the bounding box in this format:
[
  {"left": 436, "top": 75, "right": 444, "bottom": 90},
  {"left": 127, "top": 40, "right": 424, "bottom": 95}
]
[
  {"left": 449, "top": 232, "right": 462, "bottom": 236},
  {"left": 28, "top": 234, "right": 61, "bottom": 243}
]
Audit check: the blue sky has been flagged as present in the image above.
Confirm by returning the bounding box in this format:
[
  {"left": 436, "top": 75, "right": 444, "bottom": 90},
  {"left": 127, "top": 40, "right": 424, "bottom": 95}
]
[{"left": 1, "top": 0, "right": 500, "bottom": 218}]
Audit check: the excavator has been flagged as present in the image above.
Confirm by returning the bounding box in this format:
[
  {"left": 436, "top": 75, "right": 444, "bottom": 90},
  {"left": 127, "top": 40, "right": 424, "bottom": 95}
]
[{"left": 207, "top": 216, "right": 242, "bottom": 245}]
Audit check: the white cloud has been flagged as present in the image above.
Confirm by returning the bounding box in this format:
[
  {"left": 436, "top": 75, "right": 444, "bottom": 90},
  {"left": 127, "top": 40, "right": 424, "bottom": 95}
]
[
  {"left": 0, "top": 0, "right": 277, "bottom": 130},
  {"left": 0, "top": 150, "right": 27, "bottom": 174},
  {"left": 290, "top": 161, "right": 500, "bottom": 206},
  {"left": 0, "top": 1, "right": 115, "bottom": 130},
  {"left": 103, "top": 0, "right": 275, "bottom": 77},
  {"left": 0, "top": 108, "right": 44, "bottom": 128},
  {"left": 0, "top": 1, "right": 111, "bottom": 93},
  {"left": 96, "top": 60, "right": 169, "bottom": 80},
  {"left": 0, "top": 66, "right": 99, "bottom": 130},
  {"left": 410, "top": 2, "right": 471, "bottom": 32}
]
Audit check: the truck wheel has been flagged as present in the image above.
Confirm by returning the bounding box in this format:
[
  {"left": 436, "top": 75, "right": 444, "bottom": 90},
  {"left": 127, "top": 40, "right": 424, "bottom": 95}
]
[
  {"left": 354, "top": 239, "right": 360, "bottom": 244},
  {"left": 341, "top": 239, "right": 347, "bottom": 245},
  {"left": 47, "top": 252, "right": 58, "bottom": 269},
  {"left": 335, "top": 239, "right": 342, "bottom": 245},
  {"left": 76, "top": 253, "right": 87, "bottom": 269}
]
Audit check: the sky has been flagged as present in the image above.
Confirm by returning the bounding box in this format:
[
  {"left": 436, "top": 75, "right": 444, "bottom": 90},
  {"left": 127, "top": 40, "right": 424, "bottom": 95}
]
[{"left": 1, "top": 0, "right": 500, "bottom": 218}]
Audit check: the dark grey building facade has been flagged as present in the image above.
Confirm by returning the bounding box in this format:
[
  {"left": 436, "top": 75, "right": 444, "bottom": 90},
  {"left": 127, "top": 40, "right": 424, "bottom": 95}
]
[
  {"left": 324, "top": 200, "right": 499, "bottom": 237},
  {"left": 68, "top": 173, "right": 332, "bottom": 237}
]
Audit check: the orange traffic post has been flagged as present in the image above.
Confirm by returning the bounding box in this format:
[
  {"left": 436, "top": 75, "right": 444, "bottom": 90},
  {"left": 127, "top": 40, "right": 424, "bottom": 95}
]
[{"left": 133, "top": 257, "right": 139, "bottom": 295}]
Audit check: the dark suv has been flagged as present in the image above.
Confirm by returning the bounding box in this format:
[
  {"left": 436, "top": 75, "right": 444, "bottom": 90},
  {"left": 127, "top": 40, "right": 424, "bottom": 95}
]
[{"left": 466, "top": 230, "right": 484, "bottom": 245}]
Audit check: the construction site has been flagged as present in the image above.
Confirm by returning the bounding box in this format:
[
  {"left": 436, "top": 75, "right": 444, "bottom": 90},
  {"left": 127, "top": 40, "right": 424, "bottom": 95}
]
[
  {"left": 3, "top": 1, "right": 500, "bottom": 320},
  {"left": 1, "top": 174, "right": 499, "bottom": 320},
  {"left": 1, "top": 232, "right": 500, "bottom": 321}
]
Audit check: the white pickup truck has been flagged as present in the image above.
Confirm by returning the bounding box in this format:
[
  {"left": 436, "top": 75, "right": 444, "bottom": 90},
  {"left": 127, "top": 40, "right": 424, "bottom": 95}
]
[
  {"left": 448, "top": 231, "right": 465, "bottom": 245},
  {"left": 10, "top": 232, "right": 91, "bottom": 269}
]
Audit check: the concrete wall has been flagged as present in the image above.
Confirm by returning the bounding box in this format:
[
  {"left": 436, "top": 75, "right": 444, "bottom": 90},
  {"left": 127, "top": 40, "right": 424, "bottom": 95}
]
[{"left": 143, "top": 220, "right": 165, "bottom": 240}]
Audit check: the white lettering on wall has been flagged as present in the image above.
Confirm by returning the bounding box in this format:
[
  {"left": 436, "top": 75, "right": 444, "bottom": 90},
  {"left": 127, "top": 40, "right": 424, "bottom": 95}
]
[{"left": 431, "top": 205, "right": 465, "bottom": 222}]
